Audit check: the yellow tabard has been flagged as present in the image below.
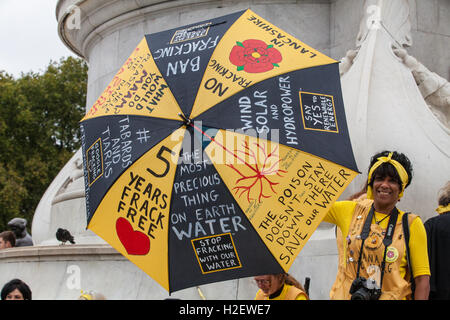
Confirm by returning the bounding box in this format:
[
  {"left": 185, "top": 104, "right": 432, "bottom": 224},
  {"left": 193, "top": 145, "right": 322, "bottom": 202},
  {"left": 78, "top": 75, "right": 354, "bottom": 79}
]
[{"left": 331, "top": 201, "right": 415, "bottom": 300}]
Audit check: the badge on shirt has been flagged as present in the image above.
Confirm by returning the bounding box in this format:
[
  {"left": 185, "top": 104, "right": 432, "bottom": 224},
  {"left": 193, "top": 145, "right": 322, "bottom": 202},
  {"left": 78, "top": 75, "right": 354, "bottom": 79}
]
[{"left": 386, "top": 246, "right": 399, "bottom": 263}]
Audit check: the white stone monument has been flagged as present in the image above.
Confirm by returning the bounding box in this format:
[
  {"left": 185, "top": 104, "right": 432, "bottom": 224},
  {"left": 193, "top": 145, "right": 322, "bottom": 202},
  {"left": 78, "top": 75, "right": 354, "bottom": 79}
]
[{"left": 0, "top": 0, "right": 447, "bottom": 300}]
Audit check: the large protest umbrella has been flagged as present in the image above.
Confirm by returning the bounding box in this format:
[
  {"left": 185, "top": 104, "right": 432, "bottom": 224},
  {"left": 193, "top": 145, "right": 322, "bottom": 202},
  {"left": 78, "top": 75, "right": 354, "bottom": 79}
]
[{"left": 80, "top": 9, "right": 359, "bottom": 293}]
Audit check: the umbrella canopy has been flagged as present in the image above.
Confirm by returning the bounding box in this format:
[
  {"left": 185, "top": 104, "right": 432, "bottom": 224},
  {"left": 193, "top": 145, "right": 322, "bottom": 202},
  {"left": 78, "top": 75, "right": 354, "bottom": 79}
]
[{"left": 80, "top": 9, "right": 359, "bottom": 293}]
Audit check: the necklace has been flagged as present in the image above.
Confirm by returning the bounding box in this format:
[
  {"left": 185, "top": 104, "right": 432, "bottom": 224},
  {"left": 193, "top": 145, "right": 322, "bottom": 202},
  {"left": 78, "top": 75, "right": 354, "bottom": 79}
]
[{"left": 373, "top": 212, "right": 390, "bottom": 225}]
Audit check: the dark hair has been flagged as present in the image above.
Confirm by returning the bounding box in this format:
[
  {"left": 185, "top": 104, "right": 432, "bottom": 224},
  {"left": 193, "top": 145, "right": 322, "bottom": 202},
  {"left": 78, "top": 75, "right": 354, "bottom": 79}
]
[
  {"left": 438, "top": 182, "right": 450, "bottom": 207},
  {"left": 367, "top": 150, "right": 413, "bottom": 190},
  {"left": 0, "top": 231, "right": 16, "bottom": 247},
  {"left": 1, "top": 279, "right": 32, "bottom": 300}
]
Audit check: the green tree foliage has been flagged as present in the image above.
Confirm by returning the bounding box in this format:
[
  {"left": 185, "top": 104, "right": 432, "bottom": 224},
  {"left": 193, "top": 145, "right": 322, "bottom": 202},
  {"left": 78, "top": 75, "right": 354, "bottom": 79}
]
[{"left": 0, "top": 57, "right": 87, "bottom": 232}]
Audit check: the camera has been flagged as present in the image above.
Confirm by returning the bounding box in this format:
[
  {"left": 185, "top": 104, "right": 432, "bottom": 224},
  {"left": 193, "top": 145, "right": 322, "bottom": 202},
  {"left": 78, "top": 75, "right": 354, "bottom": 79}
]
[{"left": 349, "top": 277, "right": 382, "bottom": 300}]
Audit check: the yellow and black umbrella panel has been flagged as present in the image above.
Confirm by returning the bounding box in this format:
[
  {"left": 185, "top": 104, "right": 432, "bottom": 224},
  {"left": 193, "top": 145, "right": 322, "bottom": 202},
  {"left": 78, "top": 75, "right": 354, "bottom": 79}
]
[{"left": 80, "top": 9, "right": 358, "bottom": 292}]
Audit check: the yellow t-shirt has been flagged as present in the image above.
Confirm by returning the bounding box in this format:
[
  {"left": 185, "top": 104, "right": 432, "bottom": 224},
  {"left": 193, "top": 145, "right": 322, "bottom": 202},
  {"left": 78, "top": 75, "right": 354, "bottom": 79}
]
[
  {"left": 255, "top": 284, "right": 308, "bottom": 300},
  {"left": 324, "top": 201, "right": 430, "bottom": 278}
]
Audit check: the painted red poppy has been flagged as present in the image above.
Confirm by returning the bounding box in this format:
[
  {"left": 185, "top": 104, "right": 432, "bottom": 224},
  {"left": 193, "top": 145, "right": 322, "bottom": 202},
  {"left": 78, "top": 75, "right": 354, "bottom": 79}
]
[{"left": 229, "top": 39, "right": 282, "bottom": 73}]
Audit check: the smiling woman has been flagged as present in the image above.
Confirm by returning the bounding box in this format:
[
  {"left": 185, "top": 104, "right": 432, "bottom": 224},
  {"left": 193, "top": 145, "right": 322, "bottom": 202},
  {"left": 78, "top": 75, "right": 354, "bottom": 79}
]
[
  {"left": 366, "top": 151, "right": 413, "bottom": 211},
  {"left": 323, "top": 150, "right": 431, "bottom": 300}
]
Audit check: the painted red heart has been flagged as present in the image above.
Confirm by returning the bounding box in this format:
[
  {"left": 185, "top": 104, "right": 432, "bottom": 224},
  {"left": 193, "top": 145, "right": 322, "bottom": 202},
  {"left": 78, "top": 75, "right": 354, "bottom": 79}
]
[{"left": 116, "top": 217, "right": 150, "bottom": 255}]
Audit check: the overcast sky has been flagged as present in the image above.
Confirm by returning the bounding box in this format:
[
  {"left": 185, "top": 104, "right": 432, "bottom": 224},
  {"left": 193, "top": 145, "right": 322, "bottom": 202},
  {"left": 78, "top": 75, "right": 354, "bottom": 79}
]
[{"left": 0, "top": 0, "right": 76, "bottom": 78}]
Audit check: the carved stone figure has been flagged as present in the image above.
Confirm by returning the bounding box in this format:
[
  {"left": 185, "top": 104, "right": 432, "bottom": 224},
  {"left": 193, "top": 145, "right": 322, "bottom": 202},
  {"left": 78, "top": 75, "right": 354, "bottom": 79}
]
[
  {"left": 393, "top": 48, "right": 450, "bottom": 130},
  {"left": 8, "top": 218, "right": 33, "bottom": 247}
]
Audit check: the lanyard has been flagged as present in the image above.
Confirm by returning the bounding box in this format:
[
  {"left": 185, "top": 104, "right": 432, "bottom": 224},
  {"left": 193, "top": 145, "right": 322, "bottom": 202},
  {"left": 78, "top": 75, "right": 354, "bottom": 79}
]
[{"left": 355, "top": 205, "right": 399, "bottom": 289}]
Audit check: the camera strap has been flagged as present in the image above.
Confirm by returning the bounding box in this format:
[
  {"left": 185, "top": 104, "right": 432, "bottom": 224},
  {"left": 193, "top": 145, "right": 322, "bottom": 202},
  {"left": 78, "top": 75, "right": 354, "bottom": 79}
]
[
  {"left": 355, "top": 205, "right": 399, "bottom": 289},
  {"left": 402, "top": 212, "right": 415, "bottom": 299}
]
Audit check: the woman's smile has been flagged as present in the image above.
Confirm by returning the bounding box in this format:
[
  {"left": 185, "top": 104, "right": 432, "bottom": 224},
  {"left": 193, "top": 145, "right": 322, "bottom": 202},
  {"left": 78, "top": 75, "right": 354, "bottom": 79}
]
[{"left": 372, "top": 175, "right": 401, "bottom": 212}]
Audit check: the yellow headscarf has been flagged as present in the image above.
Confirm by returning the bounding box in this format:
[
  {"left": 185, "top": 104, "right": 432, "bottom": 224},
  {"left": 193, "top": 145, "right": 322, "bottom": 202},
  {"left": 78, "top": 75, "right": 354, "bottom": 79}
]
[
  {"left": 436, "top": 203, "right": 450, "bottom": 215},
  {"left": 366, "top": 152, "right": 409, "bottom": 200}
]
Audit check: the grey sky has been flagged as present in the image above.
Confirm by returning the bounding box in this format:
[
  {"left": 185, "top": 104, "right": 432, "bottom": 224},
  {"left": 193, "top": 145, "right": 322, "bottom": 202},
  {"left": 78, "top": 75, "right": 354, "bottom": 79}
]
[{"left": 0, "top": 0, "right": 76, "bottom": 78}]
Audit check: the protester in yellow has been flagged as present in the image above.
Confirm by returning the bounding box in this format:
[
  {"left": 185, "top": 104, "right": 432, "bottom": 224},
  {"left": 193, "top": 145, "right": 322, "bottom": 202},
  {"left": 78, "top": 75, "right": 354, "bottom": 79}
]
[
  {"left": 254, "top": 273, "right": 308, "bottom": 300},
  {"left": 325, "top": 151, "right": 430, "bottom": 300},
  {"left": 424, "top": 181, "right": 450, "bottom": 299}
]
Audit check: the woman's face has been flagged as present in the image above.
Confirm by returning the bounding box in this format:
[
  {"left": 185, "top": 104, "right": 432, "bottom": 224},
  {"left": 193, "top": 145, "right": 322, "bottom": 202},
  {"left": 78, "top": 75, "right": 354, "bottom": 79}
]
[
  {"left": 5, "top": 288, "right": 24, "bottom": 300},
  {"left": 254, "top": 275, "right": 284, "bottom": 295},
  {"left": 372, "top": 175, "right": 401, "bottom": 210}
]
